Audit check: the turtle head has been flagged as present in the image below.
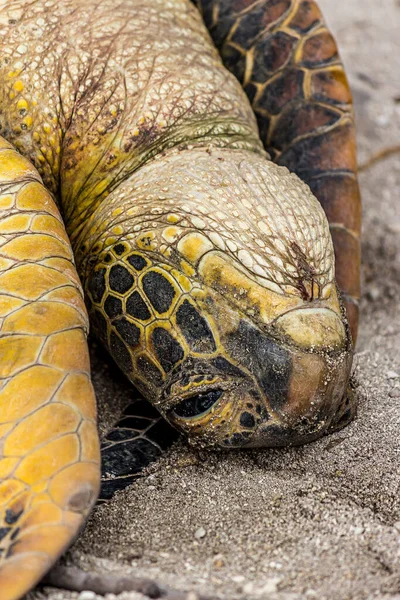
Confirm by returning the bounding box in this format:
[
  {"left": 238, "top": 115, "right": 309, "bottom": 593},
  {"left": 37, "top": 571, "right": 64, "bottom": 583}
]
[{"left": 83, "top": 148, "right": 355, "bottom": 448}]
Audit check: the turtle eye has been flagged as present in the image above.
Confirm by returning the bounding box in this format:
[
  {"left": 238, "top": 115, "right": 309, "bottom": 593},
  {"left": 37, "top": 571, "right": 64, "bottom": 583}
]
[{"left": 172, "top": 389, "right": 223, "bottom": 419}]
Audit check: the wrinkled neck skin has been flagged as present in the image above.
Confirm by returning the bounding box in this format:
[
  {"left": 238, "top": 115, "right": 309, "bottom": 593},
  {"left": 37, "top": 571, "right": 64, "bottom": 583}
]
[
  {"left": 0, "top": 0, "right": 354, "bottom": 448},
  {"left": 79, "top": 146, "right": 353, "bottom": 448}
]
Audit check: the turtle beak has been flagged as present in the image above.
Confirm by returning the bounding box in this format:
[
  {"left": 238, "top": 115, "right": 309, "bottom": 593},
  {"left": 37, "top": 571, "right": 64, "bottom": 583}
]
[
  {"left": 215, "top": 307, "right": 354, "bottom": 448},
  {"left": 244, "top": 338, "right": 353, "bottom": 447}
]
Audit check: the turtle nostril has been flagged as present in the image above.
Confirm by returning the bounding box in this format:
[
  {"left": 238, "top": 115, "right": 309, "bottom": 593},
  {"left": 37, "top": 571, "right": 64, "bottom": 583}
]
[{"left": 172, "top": 389, "right": 223, "bottom": 419}]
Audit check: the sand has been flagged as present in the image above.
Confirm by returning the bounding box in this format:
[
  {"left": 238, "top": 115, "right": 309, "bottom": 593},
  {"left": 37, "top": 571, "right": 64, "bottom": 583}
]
[{"left": 28, "top": 1, "right": 400, "bottom": 599}]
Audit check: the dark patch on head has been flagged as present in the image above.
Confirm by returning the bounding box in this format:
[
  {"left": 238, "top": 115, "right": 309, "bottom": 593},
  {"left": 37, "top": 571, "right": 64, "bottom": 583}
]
[
  {"left": 176, "top": 300, "right": 216, "bottom": 353},
  {"left": 151, "top": 328, "right": 184, "bottom": 372},
  {"left": 128, "top": 253, "right": 148, "bottom": 271},
  {"left": 226, "top": 320, "right": 291, "bottom": 410},
  {"left": 136, "top": 355, "right": 164, "bottom": 386},
  {"left": 142, "top": 271, "right": 176, "bottom": 314},
  {"left": 114, "top": 317, "right": 140, "bottom": 347},
  {"left": 88, "top": 268, "right": 106, "bottom": 303},
  {"left": 0, "top": 527, "right": 10, "bottom": 542},
  {"left": 126, "top": 291, "right": 151, "bottom": 321},
  {"left": 109, "top": 331, "right": 132, "bottom": 373},
  {"left": 240, "top": 412, "right": 256, "bottom": 428},
  {"left": 114, "top": 243, "right": 127, "bottom": 256},
  {"left": 104, "top": 295, "right": 122, "bottom": 319},
  {"left": 109, "top": 264, "right": 134, "bottom": 294},
  {"left": 211, "top": 356, "right": 246, "bottom": 378},
  {"left": 223, "top": 432, "right": 252, "bottom": 447},
  {"left": 5, "top": 509, "right": 22, "bottom": 525}
]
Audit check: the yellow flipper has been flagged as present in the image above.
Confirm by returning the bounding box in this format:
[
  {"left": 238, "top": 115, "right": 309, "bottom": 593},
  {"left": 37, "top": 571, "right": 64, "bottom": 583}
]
[{"left": 0, "top": 138, "right": 100, "bottom": 600}]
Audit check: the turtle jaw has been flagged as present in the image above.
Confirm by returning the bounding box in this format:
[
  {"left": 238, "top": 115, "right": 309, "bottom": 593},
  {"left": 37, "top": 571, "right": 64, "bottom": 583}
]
[{"left": 165, "top": 306, "right": 354, "bottom": 449}]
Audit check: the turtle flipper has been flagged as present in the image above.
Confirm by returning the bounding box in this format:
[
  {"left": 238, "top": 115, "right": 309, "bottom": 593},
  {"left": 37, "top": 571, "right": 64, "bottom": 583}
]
[
  {"left": 100, "top": 399, "right": 178, "bottom": 501},
  {"left": 0, "top": 139, "right": 100, "bottom": 600},
  {"left": 195, "top": 0, "right": 361, "bottom": 342}
]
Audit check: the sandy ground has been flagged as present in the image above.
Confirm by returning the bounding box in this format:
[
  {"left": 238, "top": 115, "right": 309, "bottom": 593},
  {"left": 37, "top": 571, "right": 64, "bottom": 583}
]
[{"left": 28, "top": 1, "right": 400, "bottom": 599}]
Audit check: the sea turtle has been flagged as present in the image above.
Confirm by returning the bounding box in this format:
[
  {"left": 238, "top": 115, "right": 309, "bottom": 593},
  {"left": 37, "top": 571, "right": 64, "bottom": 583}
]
[{"left": 0, "top": 0, "right": 361, "bottom": 598}]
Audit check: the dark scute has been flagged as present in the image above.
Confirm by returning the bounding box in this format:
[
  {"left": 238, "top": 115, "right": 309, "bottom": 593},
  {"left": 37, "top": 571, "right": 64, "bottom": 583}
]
[
  {"left": 117, "top": 416, "right": 152, "bottom": 430},
  {"left": 105, "top": 428, "right": 139, "bottom": 443},
  {"left": 176, "top": 299, "right": 216, "bottom": 353},
  {"left": 114, "top": 243, "right": 127, "bottom": 256},
  {"left": 221, "top": 43, "right": 246, "bottom": 82},
  {"left": 288, "top": 0, "right": 321, "bottom": 33},
  {"left": 88, "top": 267, "right": 106, "bottom": 303},
  {"left": 226, "top": 320, "right": 291, "bottom": 410},
  {"left": 99, "top": 475, "right": 137, "bottom": 500},
  {"left": 124, "top": 399, "right": 161, "bottom": 419},
  {"left": 109, "top": 264, "right": 134, "bottom": 294},
  {"left": 255, "top": 112, "right": 271, "bottom": 146},
  {"left": 126, "top": 290, "right": 151, "bottom": 321},
  {"left": 104, "top": 253, "right": 112, "bottom": 263},
  {"left": 151, "top": 328, "right": 184, "bottom": 373},
  {"left": 244, "top": 81, "right": 258, "bottom": 104},
  {"left": 230, "top": 5, "right": 276, "bottom": 50},
  {"left": 90, "top": 309, "right": 108, "bottom": 343},
  {"left": 204, "top": 4, "right": 235, "bottom": 48},
  {"left": 101, "top": 437, "right": 162, "bottom": 478},
  {"left": 114, "top": 317, "right": 140, "bottom": 347},
  {"left": 147, "top": 418, "right": 180, "bottom": 450},
  {"left": 299, "top": 30, "right": 338, "bottom": 68},
  {"left": 240, "top": 411, "right": 256, "bottom": 428},
  {"left": 211, "top": 356, "right": 246, "bottom": 378},
  {"left": 136, "top": 355, "right": 164, "bottom": 386},
  {"left": 173, "top": 389, "right": 223, "bottom": 418},
  {"left": 277, "top": 128, "right": 339, "bottom": 179},
  {"left": 0, "top": 527, "right": 10, "bottom": 541},
  {"left": 5, "top": 509, "right": 22, "bottom": 525},
  {"left": 252, "top": 31, "right": 296, "bottom": 83},
  {"left": 127, "top": 253, "right": 147, "bottom": 271},
  {"left": 142, "top": 271, "right": 176, "bottom": 314},
  {"left": 270, "top": 102, "right": 341, "bottom": 151},
  {"left": 256, "top": 68, "right": 305, "bottom": 115},
  {"left": 104, "top": 295, "right": 122, "bottom": 319},
  {"left": 109, "top": 331, "right": 132, "bottom": 373}
]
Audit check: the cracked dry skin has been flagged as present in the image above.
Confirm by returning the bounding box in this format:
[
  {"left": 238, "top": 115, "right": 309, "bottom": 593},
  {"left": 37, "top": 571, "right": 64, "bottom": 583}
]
[{"left": 0, "top": 1, "right": 360, "bottom": 598}]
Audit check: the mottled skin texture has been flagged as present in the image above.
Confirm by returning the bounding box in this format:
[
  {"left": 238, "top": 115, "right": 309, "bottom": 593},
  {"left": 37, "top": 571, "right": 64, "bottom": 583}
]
[
  {"left": 0, "top": 0, "right": 359, "bottom": 598},
  {"left": 194, "top": 0, "right": 361, "bottom": 340}
]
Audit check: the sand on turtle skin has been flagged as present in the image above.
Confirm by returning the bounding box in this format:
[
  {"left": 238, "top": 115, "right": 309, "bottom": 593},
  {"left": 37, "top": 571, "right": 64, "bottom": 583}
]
[{"left": 28, "top": 1, "right": 400, "bottom": 599}]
